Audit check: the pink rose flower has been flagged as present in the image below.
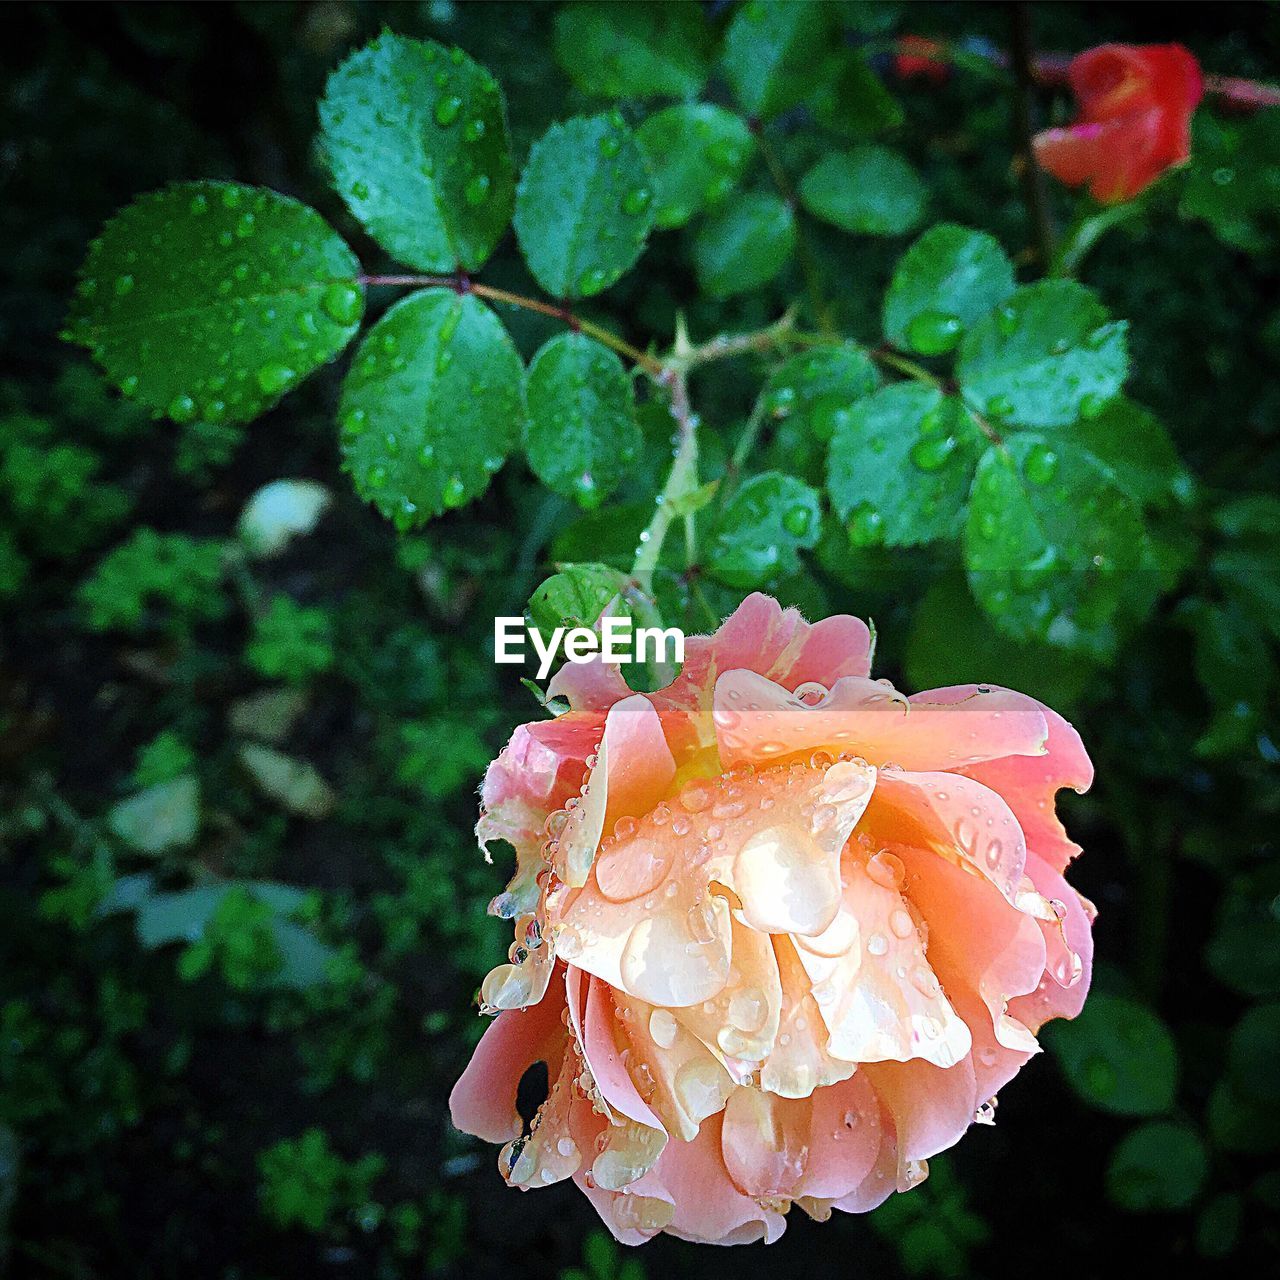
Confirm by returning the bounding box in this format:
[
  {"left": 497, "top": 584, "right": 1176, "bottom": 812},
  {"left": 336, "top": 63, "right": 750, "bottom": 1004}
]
[{"left": 451, "top": 595, "right": 1094, "bottom": 1244}]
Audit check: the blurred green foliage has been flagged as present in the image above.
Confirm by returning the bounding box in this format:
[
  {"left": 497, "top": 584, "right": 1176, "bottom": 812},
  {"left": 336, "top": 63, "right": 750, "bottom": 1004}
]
[{"left": 2, "top": 2, "right": 1279, "bottom": 1279}]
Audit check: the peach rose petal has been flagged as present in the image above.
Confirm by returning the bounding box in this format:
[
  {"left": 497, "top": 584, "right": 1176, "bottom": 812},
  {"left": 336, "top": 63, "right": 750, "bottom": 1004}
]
[
  {"left": 832, "top": 1092, "right": 901, "bottom": 1213},
  {"left": 797, "top": 1070, "right": 883, "bottom": 1200},
  {"left": 673, "top": 916, "right": 783, "bottom": 1070},
  {"left": 897, "top": 842, "right": 1047, "bottom": 1054},
  {"left": 861, "top": 1051, "right": 978, "bottom": 1176},
  {"left": 761, "top": 936, "right": 858, "bottom": 1098},
  {"left": 1010, "top": 852, "right": 1096, "bottom": 1032},
  {"left": 870, "top": 769, "right": 1031, "bottom": 906},
  {"left": 714, "top": 672, "right": 1049, "bottom": 773},
  {"left": 449, "top": 966, "right": 568, "bottom": 1144},
  {"left": 502, "top": 1048, "right": 583, "bottom": 1188},
  {"left": 575, "top": 972, "right": 666, "bottom": 1130},
  {"left": 556, "top": 695, "right": 677, "bottom": 888},
  {"left": 721, "top": 1085, "right": 815, "bottom": 1200},
  {"left": 649, "top": 593, "right": 873, "bottom": 757},
  {"left": 478, "top": 715, "right": 601, "bottom": 918},
  {"left": 793, "top": 850, "right": 972, "bottom": 1068},
  {"left": 960, "top": 698, "right": 1094, "bottom": 873},
  {"left": 611, "top": 987, "right": 736, "bottom": 1142}
]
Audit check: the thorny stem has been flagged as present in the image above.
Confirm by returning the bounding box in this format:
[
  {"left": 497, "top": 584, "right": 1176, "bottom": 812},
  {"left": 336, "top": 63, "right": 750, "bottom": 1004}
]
[
  {"left": 631, "top": 367, "right": 698, "bottom": 583},
  {"left": 358, "top": 273, "right": 664, "bottom": 376}
]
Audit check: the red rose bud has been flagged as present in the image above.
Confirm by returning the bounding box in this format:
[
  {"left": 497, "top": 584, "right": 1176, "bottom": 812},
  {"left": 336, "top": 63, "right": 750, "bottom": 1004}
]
[
  {"left": 1033, "top": 43, "right": 1204, "bottom": 203},
  {"left": 895, "top": 36, "right": 950, "bottom": 84}
]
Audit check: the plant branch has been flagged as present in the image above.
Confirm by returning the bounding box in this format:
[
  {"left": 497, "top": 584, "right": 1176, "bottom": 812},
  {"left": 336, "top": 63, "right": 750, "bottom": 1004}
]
[
  {"left": 1010, "top": 4, "right": 1056, "bottom": 272},
  {"left": 356, "top": 273, "right": 664, "bottom": 377},
  {"left": 751, "top": 126, "right": 833, "bottom": 332},
  {"left": 631, "top": 368, "right": 699, "bottom": 583}
]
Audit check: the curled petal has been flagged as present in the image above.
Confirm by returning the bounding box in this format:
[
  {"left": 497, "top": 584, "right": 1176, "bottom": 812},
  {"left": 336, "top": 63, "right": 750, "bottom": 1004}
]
[
  {"left": 556, "top": 695, "right": 676, "bottom": 888},
  {"left": 714, "top": 672, "right": 1047, "bottom": 772},
  {"left": 554, "top": 760, "right": 875, "bottom": 1006},
  {"left": 960, "top": 697, "right": 1093, "bottom": 873},
  {"left": 449, "top": 966, "right": 567, "bottom": 1144},
  {"left": 794, "top": 851, "right": 971, "bottom": 1068},
  {"left": 761, "top": 936, "right": 857, "bottom": 1098},
  {"left": 898, "top": 843, "right": 1047, "bottom": 1054}
]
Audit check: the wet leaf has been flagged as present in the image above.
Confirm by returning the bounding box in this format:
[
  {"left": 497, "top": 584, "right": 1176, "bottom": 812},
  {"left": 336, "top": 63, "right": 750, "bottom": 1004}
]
[
  {"left": 319, "top": 34, "right": 515, "bottom": 272},
  {"left": 553, "top": 2, "right": 712, "bottom": 100},
  {"left": 827, "top": 384, "right": 985, "bottom": 547},
  {"left": 339, "top": 288, "right": 524, "bottom": 526},
  {"left": 692, "top": 192, "right": 795, "bottom": 298},
  {"left": 957, "top": 280, "right": 1128, "bottom": 429},
  {"left": 524, "top": 333, "right": 640, "bottom": 507},
  {"left": 707, "top": 471, "right": 822, "bottom": 589},
  {"left": 884, "top": 224, "right": 1015, "bottom": 354},
  {"left": 637, "top": 104, "right": 755, "bottom": 230},
  {"left": 67, "top": 182, "right": 362, "bottom": 424},
  {"left": 514, "top": 115, "right": 655, "bottom": 298},
  {"left": 799, "top": 147, "right": 926, "bottom": 237}
]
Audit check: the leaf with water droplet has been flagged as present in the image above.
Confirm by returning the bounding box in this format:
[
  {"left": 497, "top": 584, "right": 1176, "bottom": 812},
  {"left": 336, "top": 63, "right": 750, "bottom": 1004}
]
[
  {"left": 637, "top": 104, "right": 755, "bottom": 230},
  {"left": 884, "top": 223, "right": 1016, "bottom": 353},
  {"left": 553, "top": 1, "right": 713, "bottom": 100},
  {"left": 964, "top": 435, "right": 1150, "bottom": 656},
  {"left": 524, "top": 333, "right": 640, "bottom": 508},
  {"left": 706, "top": 471, "right": 822, "bottom": 590},
  {"left": 514, "top": 114, "right": 655, "bottom": 299},
  {"left": 827, "top": 384, "right": 983, "bottom": 547},
  {"left": 66, "top": 181, "right": 362, "bottom": 424},
  {"left": 956, "top": 280, "right": 1129, "bottom": 429},
  {"left": 692, "top": 192, "right": 795, "bottom": 298},
  {"left": 799, "top": 146, "right": 926, "bottom": 237},
  {"left": 339, "top": 289, "right": 524, "bottom": 525},
  {"left": 319, "top": 33, "right": 515, "bottom": 272}
]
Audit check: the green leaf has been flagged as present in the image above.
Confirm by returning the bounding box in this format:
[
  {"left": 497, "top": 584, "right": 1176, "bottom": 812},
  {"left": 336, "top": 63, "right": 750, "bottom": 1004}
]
[
  {"left": 1106, "top": 1123, "right": 1207, "bottom": 1212},
  {"left": 883, "top": 224, "right": 1016, "bottom": 354},
  {"left": 528, "top": 564, "right": 629, "bottom": 635},
  {"left": 799, "top": 147, "right": 926, "bottom": 237},
  {"left": 1045, "top": 993, "right": 1178, "bottom": 1116},
  {"left": 692, "top": 192, "right": 796, "bottom": 298},
  {"left": 319, "top": 34, "right": 515, "bottom": 273},
  {"left": 810, "top": 52, "right": 904, "bottom": 139},
  {"left": 339, "top": 288, "right": 524, "bottom": 526},
  {"left": 905, "top": 574, "right": 1094, "bottom": 711},
  {"left": 1071, "top": 398, "right": 1189, "bottom": 509},
  {"left": 1228, "top": 1003, "right": 1280, "bottom": 1107},
  {"left": 1180, "top": 112, "right": 1280, "bottom": 254},
  {"left": 553, "top": 2, "right": 712, "bottom": 100},
  {"left": 524, "top": 333, "right": 640, "bottom": 507},
  {"left": 957, "top": 280, "right": 1128, "bottom": 429},
  {"left": 67, "top": 181, "right": 363, "bottom": 424},
  {"left": 828, "top": 385, "right": 985, "bottom": 547},
  {"left": 238, "top": 744, "right": 335, "bottom": 820},
  {"left": 762, "top": 344, "right": 880, "bottom": 443},
  {"left": 707, "top": 471, "right": 822, "bottom": 589},
  {"left": 1184, "top": 599, "right": 1272, "bottom": 757},
  {"left": 513, "top": 114, "right": 655, "bottom": 298},
  {"left": 637, "top": 104, "right": 755, "bottom": 230},
  {"left": 722, "top": 0, "right": 832, "bottom": 121},
  {"left": 965, "top": 436, "right": 1148, "bottom": 654}
]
